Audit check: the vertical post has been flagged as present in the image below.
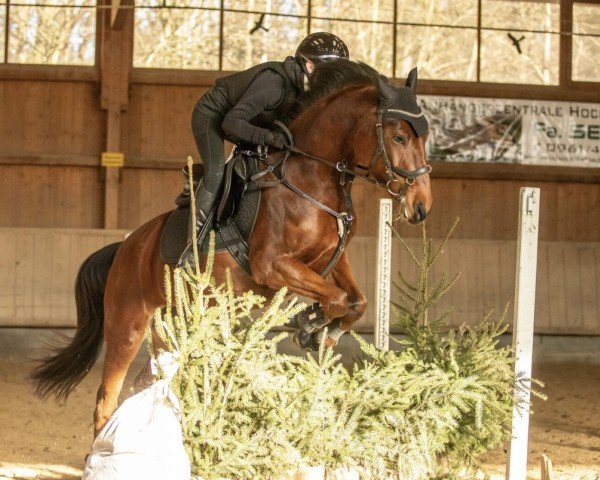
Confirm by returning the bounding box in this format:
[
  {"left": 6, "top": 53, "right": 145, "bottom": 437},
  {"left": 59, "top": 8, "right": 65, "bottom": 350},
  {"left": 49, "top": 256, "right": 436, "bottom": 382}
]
[
  {"left": 100, "top": 0, "right": 133, "bottom": 229},
  {"left": 375, "top": 198, "right": 393, "bottom": 351},
  {"left": 506, "top": 187, "right": 541, "bottom": 480}
]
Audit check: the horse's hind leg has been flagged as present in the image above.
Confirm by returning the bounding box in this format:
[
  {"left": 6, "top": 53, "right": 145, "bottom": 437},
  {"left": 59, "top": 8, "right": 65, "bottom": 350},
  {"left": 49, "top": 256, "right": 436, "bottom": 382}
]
[{"left": 93, "top": 301, "right": 152, "bottom": 436}]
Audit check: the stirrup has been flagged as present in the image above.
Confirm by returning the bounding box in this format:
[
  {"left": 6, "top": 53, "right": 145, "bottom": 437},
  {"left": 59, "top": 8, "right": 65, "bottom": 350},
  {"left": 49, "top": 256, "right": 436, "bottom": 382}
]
[{"left": 176, "top": 209, "right": 215, "bottom": 268}]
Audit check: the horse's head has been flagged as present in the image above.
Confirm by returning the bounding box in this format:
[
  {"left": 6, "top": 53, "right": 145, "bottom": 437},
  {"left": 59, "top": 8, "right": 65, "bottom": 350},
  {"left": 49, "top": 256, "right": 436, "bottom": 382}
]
[
  {"left": 290, "top": 60, "right": 432, "bottom": 223},
  {"left": 367, "top": 70, "right": 432, "bottom": 224}
]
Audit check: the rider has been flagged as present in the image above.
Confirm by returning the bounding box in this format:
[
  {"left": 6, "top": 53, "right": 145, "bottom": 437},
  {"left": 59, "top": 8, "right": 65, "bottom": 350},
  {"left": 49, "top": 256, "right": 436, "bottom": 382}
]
[{"left": 180, "top": 32, "right": 350, "bottom": 265}]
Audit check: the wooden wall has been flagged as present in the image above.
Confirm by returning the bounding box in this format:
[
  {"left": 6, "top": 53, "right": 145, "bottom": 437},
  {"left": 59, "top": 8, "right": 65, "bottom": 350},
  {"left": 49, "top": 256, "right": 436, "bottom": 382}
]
[
  {"left": 1, "top": 68, "right": 599, "bottom": 334},
  {"left": 2, "top": 228, "right": 599, "bottom": 335}
]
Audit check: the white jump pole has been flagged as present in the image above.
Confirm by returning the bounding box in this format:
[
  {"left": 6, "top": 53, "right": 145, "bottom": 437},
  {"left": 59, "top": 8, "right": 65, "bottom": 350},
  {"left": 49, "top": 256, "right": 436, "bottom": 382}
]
[
  {"left": 506, "top": 187, "right": 541, "bottom": 480},
  {"left": 375, "top": 198, "right": 393, "bottom": 351}
]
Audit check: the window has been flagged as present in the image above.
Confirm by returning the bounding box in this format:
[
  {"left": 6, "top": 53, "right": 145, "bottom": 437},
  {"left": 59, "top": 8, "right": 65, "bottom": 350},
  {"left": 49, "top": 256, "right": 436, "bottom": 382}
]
[
  {"left": 3, "top": 0, "right": 96, "bottom": 66},
  {"left": 396, "top": 0, "right": 478, "bottom": 81},
  {"left": 481, "top": 0, "right": 559, "bottom": 85},
  {"left": 222, "top": 1, "right": 307, "bottom": 71},
  {"left": 311, "top": 0, "right": 394, "bottom": 75},
  {"left": 134, "top": 0, "right": 220, "bottom": 70},
  {"left": 1, "top": 2, "right": 6, "bottom": 62},
  {"left": 572, "top": 2, "right": 600, "bottom": 82},
  {"left": 132, "top": 0, "right": 593, "bottom": 88}
]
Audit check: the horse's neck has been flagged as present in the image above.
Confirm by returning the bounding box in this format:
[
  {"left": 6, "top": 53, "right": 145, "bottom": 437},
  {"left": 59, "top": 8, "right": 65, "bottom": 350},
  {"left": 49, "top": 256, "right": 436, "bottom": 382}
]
[
  {"left": 290, "top": 91, "right": 362, "bottom": 160},
  {"left": 283, "top": 93, "right": 366, "bottom": 211}
]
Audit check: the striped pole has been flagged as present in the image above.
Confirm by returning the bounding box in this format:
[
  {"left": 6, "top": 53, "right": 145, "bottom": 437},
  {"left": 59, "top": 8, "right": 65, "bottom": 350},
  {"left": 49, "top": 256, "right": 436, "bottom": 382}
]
[
  {"left": 375, "top": 198, "right": 393, "bottom": 351},
  {"left": 506, "top": 187, "right": 541, "bottom": 480}
]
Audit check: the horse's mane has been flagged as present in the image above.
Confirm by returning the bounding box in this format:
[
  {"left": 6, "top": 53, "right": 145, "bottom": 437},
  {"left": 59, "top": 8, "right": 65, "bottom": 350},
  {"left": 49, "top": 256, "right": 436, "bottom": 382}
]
[{"left": 289, "top": 59, "right": 381, "bottom": 119}]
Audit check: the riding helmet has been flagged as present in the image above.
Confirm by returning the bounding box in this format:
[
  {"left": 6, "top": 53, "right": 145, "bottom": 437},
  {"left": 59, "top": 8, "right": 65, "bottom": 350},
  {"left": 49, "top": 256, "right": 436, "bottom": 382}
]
[{"left": 295, "top": 32, "right": 349, "bottom": 63}]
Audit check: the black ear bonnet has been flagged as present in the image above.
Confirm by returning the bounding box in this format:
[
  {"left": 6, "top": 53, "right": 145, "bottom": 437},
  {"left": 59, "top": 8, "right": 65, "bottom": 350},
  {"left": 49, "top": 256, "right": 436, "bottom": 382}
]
[{"left": 376, "top": 68, "right": 428, "bottom": 137}]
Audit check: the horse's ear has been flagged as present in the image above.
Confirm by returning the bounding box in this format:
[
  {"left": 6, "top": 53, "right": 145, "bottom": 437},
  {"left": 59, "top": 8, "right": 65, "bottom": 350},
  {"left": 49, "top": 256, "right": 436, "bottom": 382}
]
[
  {"left": 405, "top": 67, "right": 418, "bottom": 91},
  {"left": 376, "top": 75, "right": 396, "bottom": 101}
]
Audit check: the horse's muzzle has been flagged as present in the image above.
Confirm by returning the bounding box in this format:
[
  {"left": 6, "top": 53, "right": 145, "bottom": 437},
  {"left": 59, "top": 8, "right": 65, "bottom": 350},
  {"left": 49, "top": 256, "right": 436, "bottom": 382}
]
[{"left": 409, "top": 202, "right": 428, "bottom": 224}]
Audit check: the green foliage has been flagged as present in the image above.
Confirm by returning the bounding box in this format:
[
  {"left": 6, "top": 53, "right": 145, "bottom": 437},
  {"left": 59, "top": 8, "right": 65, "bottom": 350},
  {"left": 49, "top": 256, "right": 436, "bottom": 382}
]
[{"left": 152, "top": 220, "right": 541, "bottom": 480}]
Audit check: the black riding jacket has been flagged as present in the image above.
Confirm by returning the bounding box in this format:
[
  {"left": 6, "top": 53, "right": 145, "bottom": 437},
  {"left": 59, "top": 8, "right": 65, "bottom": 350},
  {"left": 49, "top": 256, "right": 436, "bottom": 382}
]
[{"left": 194, "top": 57, "right": 304, "bottom": 147}]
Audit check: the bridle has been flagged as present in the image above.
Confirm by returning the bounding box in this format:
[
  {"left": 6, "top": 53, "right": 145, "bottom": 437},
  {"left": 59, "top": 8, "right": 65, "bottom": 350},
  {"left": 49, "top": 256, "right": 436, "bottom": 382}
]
[
  {"left": 246, "top": 114, "right": 430, "bottom": 277},
  {"left": 282, "top": 111, "right": 431, "bottom": 200},
  {"left": 368, "top": 111, "right": 432, "bottom": 198}
]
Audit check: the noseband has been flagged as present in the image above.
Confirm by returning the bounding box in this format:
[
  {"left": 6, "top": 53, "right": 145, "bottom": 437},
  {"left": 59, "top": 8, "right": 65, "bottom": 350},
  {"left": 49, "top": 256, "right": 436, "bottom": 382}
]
[{"left": 362, "top": 111, "right": 432, "bottom": 199}]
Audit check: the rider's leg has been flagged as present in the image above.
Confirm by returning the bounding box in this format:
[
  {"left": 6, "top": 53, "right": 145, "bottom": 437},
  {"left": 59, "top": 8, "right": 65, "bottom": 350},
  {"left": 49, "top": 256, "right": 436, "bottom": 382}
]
[
  {"left": 192, "top": 109, "right": 226, "bottom": 229},
  {"left": 180, "top": 110, "right": 225, "bottom": 265}
]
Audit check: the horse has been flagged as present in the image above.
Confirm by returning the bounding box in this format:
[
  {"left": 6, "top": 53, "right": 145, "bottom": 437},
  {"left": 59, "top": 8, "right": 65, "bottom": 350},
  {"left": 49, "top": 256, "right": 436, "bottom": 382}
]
[{"left": 30, "top": 60, "right": 433, "bottom": 436}]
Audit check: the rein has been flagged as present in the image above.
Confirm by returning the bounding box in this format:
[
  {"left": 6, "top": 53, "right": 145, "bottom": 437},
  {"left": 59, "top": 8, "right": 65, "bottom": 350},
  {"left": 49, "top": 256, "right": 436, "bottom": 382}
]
[
  {"left": 247, "top": 116, "right": 431, "bottom": 277},
  {"left": 285, "top": 111, "right": 431, "bottom": 199}
]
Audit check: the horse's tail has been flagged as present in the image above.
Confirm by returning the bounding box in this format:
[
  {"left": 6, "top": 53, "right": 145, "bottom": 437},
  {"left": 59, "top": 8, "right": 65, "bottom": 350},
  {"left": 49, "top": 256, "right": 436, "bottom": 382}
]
[{"left": 30, "top": 242, "right": 122, "bottom": 400}]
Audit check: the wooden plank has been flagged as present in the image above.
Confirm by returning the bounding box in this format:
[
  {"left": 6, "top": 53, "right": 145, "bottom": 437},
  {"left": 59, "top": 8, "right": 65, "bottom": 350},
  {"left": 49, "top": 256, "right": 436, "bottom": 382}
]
[
  {"left": 126, "top": 67, "right": 600, "bottom": 103},
  {"left": 1, "top": 228, "right": 599, "bottom": 333},
  {"left": 0, "top": 65, "right": 99, "bottom": 82},
  {"left": 50, "top": 231, "right": 72, "bottom": 324},
  {"left": 563, "top": 245, "right": 583, "bottom": 331},
  {"left": 0, "top": 81, "right": 103, "bottom": 156},
  {"left": 546, "top": 242, "right": 567, "bottom": 331},
  {"left": 126, "top": 84, "right": 203, "bottom": 161},
  {"left": 118, "top": 168, "right": 182, "bottom": 230},
  {"left": 578, "top": 245, "right": 599, "bottom": 333},
  {"left": 14, "top": 232, "right": 35, "bottom": 324},
  {"left": 0, "top": 228, "right": 128, "bottom": 327},
  {"left": 110, "top": 0, "right": 133, "bottom": 31},
  {"left": 535, "top": 243, "right": 551, "bottom": 332},
  {"left": 0, "top": 230, "right": 17, "bottom": 322},
  {"left": 100, "top": 1, "right": 134, "bottom": 229},
  {"left": 0, "top": 165, "right": 103, "bottom": 228},
  {"left": 429, "top": 162, "right": 600, "bottom": 184}
]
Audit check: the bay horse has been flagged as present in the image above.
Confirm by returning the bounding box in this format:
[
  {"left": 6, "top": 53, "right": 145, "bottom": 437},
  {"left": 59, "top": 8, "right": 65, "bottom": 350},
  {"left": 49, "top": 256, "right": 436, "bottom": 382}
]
[{"left": 30, "top": 60, "right": 432, "bottom": 435}]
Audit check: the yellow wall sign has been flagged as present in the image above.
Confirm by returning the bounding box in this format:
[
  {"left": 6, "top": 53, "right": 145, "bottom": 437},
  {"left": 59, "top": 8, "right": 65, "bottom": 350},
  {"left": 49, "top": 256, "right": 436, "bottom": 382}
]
[{"left": 101, "top": 152, "right": 125, "bottom": 168}]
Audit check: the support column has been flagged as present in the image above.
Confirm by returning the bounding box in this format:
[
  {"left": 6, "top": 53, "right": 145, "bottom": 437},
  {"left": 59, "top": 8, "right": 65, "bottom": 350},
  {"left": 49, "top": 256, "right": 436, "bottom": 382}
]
[{"left": 99, "top": 0, "right": 133, "bottom": 229}]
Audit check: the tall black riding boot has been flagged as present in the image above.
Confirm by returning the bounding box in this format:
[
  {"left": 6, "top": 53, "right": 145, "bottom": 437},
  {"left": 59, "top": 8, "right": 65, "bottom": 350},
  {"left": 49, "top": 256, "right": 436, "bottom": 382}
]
[{"left": 178, "top": 183, "right": 218, "bottom": 267}]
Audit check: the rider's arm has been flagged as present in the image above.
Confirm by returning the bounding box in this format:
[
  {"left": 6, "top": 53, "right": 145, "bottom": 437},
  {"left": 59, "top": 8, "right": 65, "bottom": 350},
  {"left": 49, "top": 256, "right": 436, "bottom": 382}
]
[{"left": 221, "top": 70, "right": 286, "bottom": 146}]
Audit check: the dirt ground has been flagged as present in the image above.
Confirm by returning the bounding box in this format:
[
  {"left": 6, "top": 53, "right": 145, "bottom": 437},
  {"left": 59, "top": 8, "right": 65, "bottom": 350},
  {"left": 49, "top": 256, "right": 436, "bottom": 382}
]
[{"left": 0, "top": 360, "right": 598, "bottom": 480}]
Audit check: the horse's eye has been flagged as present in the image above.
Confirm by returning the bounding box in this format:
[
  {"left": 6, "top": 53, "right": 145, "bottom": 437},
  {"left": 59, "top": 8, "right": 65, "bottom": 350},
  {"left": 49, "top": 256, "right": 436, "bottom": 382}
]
[{"left": 393, "top": 135, "right": 406, "bottom": 145}]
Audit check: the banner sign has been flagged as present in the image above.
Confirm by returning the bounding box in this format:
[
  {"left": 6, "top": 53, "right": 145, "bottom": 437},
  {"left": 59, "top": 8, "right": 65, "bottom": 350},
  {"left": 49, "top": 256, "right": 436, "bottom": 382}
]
[{"left": 419, "top": 96, "right": 600, "bottom": 167}]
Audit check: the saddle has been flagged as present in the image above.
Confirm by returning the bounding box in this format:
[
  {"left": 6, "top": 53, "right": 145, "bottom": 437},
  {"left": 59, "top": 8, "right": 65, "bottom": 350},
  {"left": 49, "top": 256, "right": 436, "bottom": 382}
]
[{"left": 160, "top": 149, "right": 262, "bottom": 273}]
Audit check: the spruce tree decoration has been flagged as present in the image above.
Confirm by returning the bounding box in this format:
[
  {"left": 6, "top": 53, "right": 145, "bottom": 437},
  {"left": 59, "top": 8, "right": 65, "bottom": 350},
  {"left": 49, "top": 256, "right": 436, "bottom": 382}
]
[
  {"left": 152, "top": 233, "right": 307, "bottom": 480},
  {"left": 149, "top": 204, "right": 543, "bottom": 479},
  {"left": 346, "top": 219, "right": 545, "bottom": 479}
]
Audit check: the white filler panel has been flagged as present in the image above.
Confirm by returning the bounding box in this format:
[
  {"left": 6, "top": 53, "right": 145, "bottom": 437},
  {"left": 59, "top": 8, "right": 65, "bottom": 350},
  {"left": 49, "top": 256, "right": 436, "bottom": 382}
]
[{"left": 506, "top": 187, "right": 541, "bottom": 480}]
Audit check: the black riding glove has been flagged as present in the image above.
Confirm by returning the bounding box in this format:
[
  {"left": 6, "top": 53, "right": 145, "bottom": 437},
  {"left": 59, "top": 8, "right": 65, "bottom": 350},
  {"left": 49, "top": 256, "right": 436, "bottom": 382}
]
[{"left": 264, "top": 131, "right": 288, "bottom": 150}]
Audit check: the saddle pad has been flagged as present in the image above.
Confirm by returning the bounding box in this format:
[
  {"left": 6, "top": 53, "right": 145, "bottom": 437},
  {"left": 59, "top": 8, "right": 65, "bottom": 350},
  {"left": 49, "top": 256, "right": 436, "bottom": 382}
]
[{"left": 160, "top": 156, "right": 261, "bottom": 266}]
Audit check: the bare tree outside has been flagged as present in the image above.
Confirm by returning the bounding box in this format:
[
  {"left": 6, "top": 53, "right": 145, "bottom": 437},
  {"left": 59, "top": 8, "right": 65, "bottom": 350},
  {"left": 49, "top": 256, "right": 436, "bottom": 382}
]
[
  {"left": 7, "top": 0, "right": 95, "bottom": 65},
  {"left": 1, "top": 0, "right": 597, "bottom": 86},
  {"left": 130, "top": 0, "right": 565, "bottom": 85},
  {"left": 395, "top": 0, "right": 478, "bottom": 81},
  {"left": 1, "top": 2, "right": 6, "bottom": 63},
  {"left": 222, "top": 0, "right": 307, "bottom": 70},
  {"left": 134, "top": 1, "right": 221, "bottom": 70},
  {"left": 481, "top": 0, "right": 559, "bottom": 85},
  {"left": 572, "top": 3, "right": 600, "bottom": 82}
]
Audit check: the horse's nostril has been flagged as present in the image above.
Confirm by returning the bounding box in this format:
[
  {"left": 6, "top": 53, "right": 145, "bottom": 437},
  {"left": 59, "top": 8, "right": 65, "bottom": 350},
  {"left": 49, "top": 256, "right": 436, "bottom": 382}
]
[{"left": 416, "top": 202, "right": 427, "bottom": 221}]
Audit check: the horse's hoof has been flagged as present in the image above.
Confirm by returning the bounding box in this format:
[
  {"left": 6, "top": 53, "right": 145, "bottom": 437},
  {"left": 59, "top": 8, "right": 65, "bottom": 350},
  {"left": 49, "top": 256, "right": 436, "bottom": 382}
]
[
  {"left": 292, "top": 330, "right": 320, "bottom": 351},
  {"left": 285, "top": 316, "right": 299, "bottom": 329}
]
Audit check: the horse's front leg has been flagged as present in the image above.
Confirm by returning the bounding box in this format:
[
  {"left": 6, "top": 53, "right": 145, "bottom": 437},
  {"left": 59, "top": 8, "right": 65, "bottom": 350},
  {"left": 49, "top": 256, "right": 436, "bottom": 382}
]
[
  {"left": 324, "top": 251, "right": 368, "bottom": 346},
  {"left": 252, "top": 254, "right": 351, "bottom": 321}
]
